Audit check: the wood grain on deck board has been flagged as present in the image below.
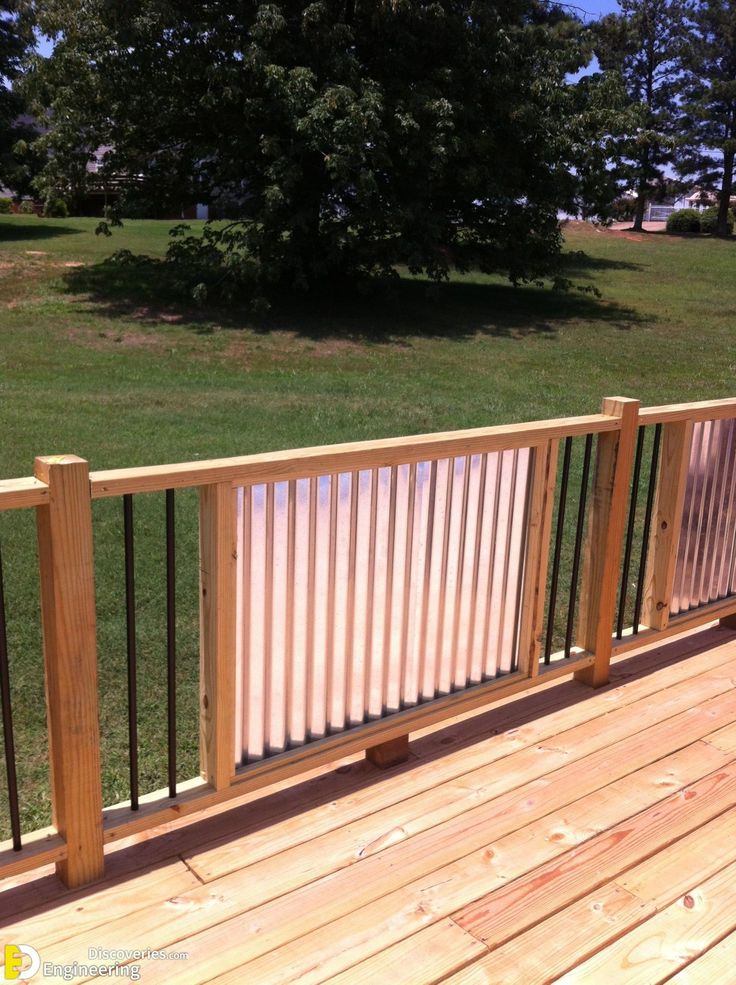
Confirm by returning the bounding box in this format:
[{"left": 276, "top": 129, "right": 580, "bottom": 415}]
[{"left": 100, "top": 746, "right": 733, "bottom": 985}]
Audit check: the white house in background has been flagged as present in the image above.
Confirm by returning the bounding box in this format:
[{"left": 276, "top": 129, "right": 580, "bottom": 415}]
[
  {"left": 85, "top": 145, "right": 209, "bottom": 218},
  {"left": 646, "top": 186, "right": 736, "bottom": 221},
  {"left": 672, "top": 187, "right": 719, "bottom": 211}
]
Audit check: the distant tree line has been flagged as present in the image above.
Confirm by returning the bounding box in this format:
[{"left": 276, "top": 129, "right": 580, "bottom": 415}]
[{"left": 1, "top": 1, "right": 735, "bottom": 303}]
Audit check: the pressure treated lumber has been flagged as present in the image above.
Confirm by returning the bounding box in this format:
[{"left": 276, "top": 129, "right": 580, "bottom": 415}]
[
  {"left": 638, "top": 396, "right": 736, "bottom": 425},
  {"left": 666, "top": 928, "right": 736, "bottom": 983},
  {"left": 0, "top": 829, "right": 66, "bottom": 882},
  {"left": 449, "top": 805, "right": 736, "bottom": 984},
  {"left": 366, "top": 734, "right": 410, "bottom": 769},
  {"left": 642, "top": 421, "right": 692, "bottom": 631},
  {"left": 576, "top": 397, "right": 640, "bottom": 688},
  {"left": 517, "top": 439, "right": 559, "bottom": 677},
  {"left": 34, "top": 455, "right": 104, "bottom": 888},
  {"left": 55, "top": 736, "right": 728, "bottom": 983},
  {"left": 100, "top": 628, "right": 731, "bottom": 873},
  {"left": 322, "top": 918, "right": 486, "bottom": 985},
  {"left": 4, "top": 627, "right": 736, "bottom": 985},
  {"left": 0, "top": 475, "right": 49, "bottom": 510},
  {"left": 184, "top": 666, "right": 736, "bottom": 884},
  {"left": 199, "top": 482, "right": 237, "bottom": 789},
  {"left": 196, "top": 745, "right": 733, "bottom": 985},
  {"left": 0, "top": 859, "right": 200, "bottom": 958},
  {"left": 88, "top": 414, "right": 618, "bottom": 498},
  {"left": 554, "top": 858, "right": 736, "bottom": 984}
]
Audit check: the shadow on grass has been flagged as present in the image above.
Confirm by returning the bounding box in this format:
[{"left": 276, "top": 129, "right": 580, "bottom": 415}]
[
  {"left": 560, "top": 249, "right": 645, "bottom": 278},
  {"left": 0, "top": 219, "right": 83, "bottom": 241},
  {"left": 61, "top": 254, "right": 650, "bottom": 341}
]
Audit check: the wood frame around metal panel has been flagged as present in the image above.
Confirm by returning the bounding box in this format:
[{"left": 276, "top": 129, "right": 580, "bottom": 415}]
[
  {"left": 5, "top": 394, "right": 736, "bottom": 887},
  {"left": 100, "top": 652, "right": 595, "bottom": 843},
  {"left": 517, "top": 440, "right": 560, "bottom": 678},
  {"left": 575, "top": 398, "right": 640, "bottom": 688},
  {"left": 641, "top": 421, "right": 693, "bottom": 632}
]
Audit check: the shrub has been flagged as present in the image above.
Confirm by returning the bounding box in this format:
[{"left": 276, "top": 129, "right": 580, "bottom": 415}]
[
  {"left": 44, "top": 197, "right": 68, "bottom": 218},
  {"left": 0, "top": 198, "right": 11, "bottom": 214},
  {"left": 666, "top": 208, "right": 702, "bottom": 234},
  {"left": 19, "top": 199, "right": 36, "bottom": 215},
  {"left": 699, "top": 206, "right": 735, "bottom": 235}
]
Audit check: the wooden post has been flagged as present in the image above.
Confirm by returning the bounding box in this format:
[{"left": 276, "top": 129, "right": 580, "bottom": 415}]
[
  {"left": 199, "top": 482, "right": 237, "bottom": 789},
  {"left": 517, "top": 439, "right": 560, "bottom": 678},
  {"left": 366, "top": 734, "right": 409, "bottom": 769},
  {"left": 35, "top": 455, "right": 104, "bottom": 888},
  {"left": 575, "top": 398, "right": 640, "bottom": 688},
  {"left": 641, "top": 421, "right": 692, "bottom": 631}
]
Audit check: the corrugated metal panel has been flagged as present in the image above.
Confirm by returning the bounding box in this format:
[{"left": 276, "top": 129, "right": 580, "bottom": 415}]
[
  {"left": 235, "top": 449, "right": 532, "bottom": 763},
  {"left": 671, "top": 418, "right": 736, "bottom": 615}
]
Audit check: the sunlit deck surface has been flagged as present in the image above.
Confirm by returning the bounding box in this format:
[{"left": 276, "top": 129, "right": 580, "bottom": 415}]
[{"left": 5, "top": 624, "right": 736, "bottom": 984}]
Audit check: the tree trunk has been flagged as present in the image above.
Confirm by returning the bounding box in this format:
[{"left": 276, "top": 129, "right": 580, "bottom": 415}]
[
  {"left": 718, "top": 149, "right": 734, "bottom": 237},
  {"left": 632, "top": 194, "right": 646, "bottom": 231}
]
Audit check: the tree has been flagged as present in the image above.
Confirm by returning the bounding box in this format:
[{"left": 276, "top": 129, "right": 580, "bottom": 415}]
[
  {"left": 594, "top": 0, "right": 686, "bottom": 231},
  {"left": 29, "top": 1, "right": 606, "bottom": 300},
  {"left": 677, "top": 0, "right": 736, "bottom": 238},
  {"left": 0, "top": 2, "right": 38, "bottom": 197}
]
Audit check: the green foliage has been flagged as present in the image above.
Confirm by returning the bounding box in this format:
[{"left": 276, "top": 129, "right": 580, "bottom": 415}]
[
  {"left": 609, "top": 197, "right": 636, "bottom": 221},
  {"left": 676, "top": 0, "right": 736, "bottom": 237},
  {"left": 43, "top": 196, "right": 68, "bottom": 218},
  {"left": 700, "top": 205, "right": 735, "bottom": 235},
  {"left": 666, "top": 208, "right": 701, "bottom": 233},
  {"left": 18, "top": 197, "right": 34, "bottom": 214},
  {"left": 0, "top": 4, "right": 44, "bottom": 196},
  {"left": 28, "top": 0, "right": 616, "bottom": 304},
  {"left": 0, "top": 196, "right": 11, "bottom": 213},
  {"left": 593, "top": 0, "right": 688, "bottom": 231}
]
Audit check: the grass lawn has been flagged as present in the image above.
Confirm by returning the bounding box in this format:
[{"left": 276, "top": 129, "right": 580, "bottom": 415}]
[{"left": 1, "top": 214, "right": 734, "bottom": 839}]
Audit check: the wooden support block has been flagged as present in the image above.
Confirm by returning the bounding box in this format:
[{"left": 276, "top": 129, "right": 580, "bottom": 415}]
[
  {"left": 199, "top": 482, "right": 237, "bottom": 790},
  {"left": 719, "top": 612, "right": 736, "bottom": 629},
  {"left": 575, "top": 397, "right": 640, "bottom": 689},
  {"left": 366, "top": 734, "right": 409, "bottom": 769},
  {"left": 642, "top": 421, "right": 692, "bottom": 630},
  {"left": 35, "top": 454, "right": 105, "bottom": 888}
]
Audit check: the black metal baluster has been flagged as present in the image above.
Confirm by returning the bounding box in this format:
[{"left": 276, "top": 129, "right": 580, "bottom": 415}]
[
  {"left": 123, "top": 495, "right": 139, "bottom": 811},
  {"left": 616, "top": 426, "right": 646, "bottom": 638},
  {"left": 565, "top": 434, "right": 594, "bottom": 658},
  {"left": 166, "top": 489, "right": 177, "bottom": 798},
  {"left": 0, "top": 543, "right": 21, "bottom": 851},
  {"left": 544, "top": 437, "right": 573, "bottom": 664},
  {"left": 633, "top": 423, "right": 663, "bottom": 633}
]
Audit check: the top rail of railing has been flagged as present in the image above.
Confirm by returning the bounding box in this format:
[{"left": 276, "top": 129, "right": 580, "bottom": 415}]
[
  {"left": 3, "top": 397, "right": 736, "bottom": 511},
  {"left": 4, "top": 413, "right": 618, "bottom": 509},
  {"left": 638, "top": 397, "right": 736, "bottom": 425},
  {"left": 86, "top": 413, "right": 617, "bottom": 498},
  {"left": 4, "top": 398, "right": 736, "bottom": 510}
]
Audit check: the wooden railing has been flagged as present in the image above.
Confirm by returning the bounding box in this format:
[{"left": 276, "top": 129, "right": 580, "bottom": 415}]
[{"left": 2, "top": 395, "right": 736, "bottom": 888}]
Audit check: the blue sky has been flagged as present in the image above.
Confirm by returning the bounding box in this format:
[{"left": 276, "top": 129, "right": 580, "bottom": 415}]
[{"left": 570, "top": 0, "right": 621, "bottom": 20}]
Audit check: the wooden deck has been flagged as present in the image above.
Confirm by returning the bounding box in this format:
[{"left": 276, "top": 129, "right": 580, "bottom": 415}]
[{"left": 4, "top": 624, "right": 736, "bottom": 984}]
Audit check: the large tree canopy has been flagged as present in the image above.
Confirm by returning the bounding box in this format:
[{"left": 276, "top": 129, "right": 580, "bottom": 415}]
[
  {"left": 28, "top": 0, "right": 610, "bottom": 299},
  {"left": 0, "top": 1, "right": 39, "bottom": 197}
]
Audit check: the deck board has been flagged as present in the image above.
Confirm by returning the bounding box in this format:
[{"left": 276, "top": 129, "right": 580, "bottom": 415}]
[{"left": 1, "top": 624, "right": 736, "bottom": 984}]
